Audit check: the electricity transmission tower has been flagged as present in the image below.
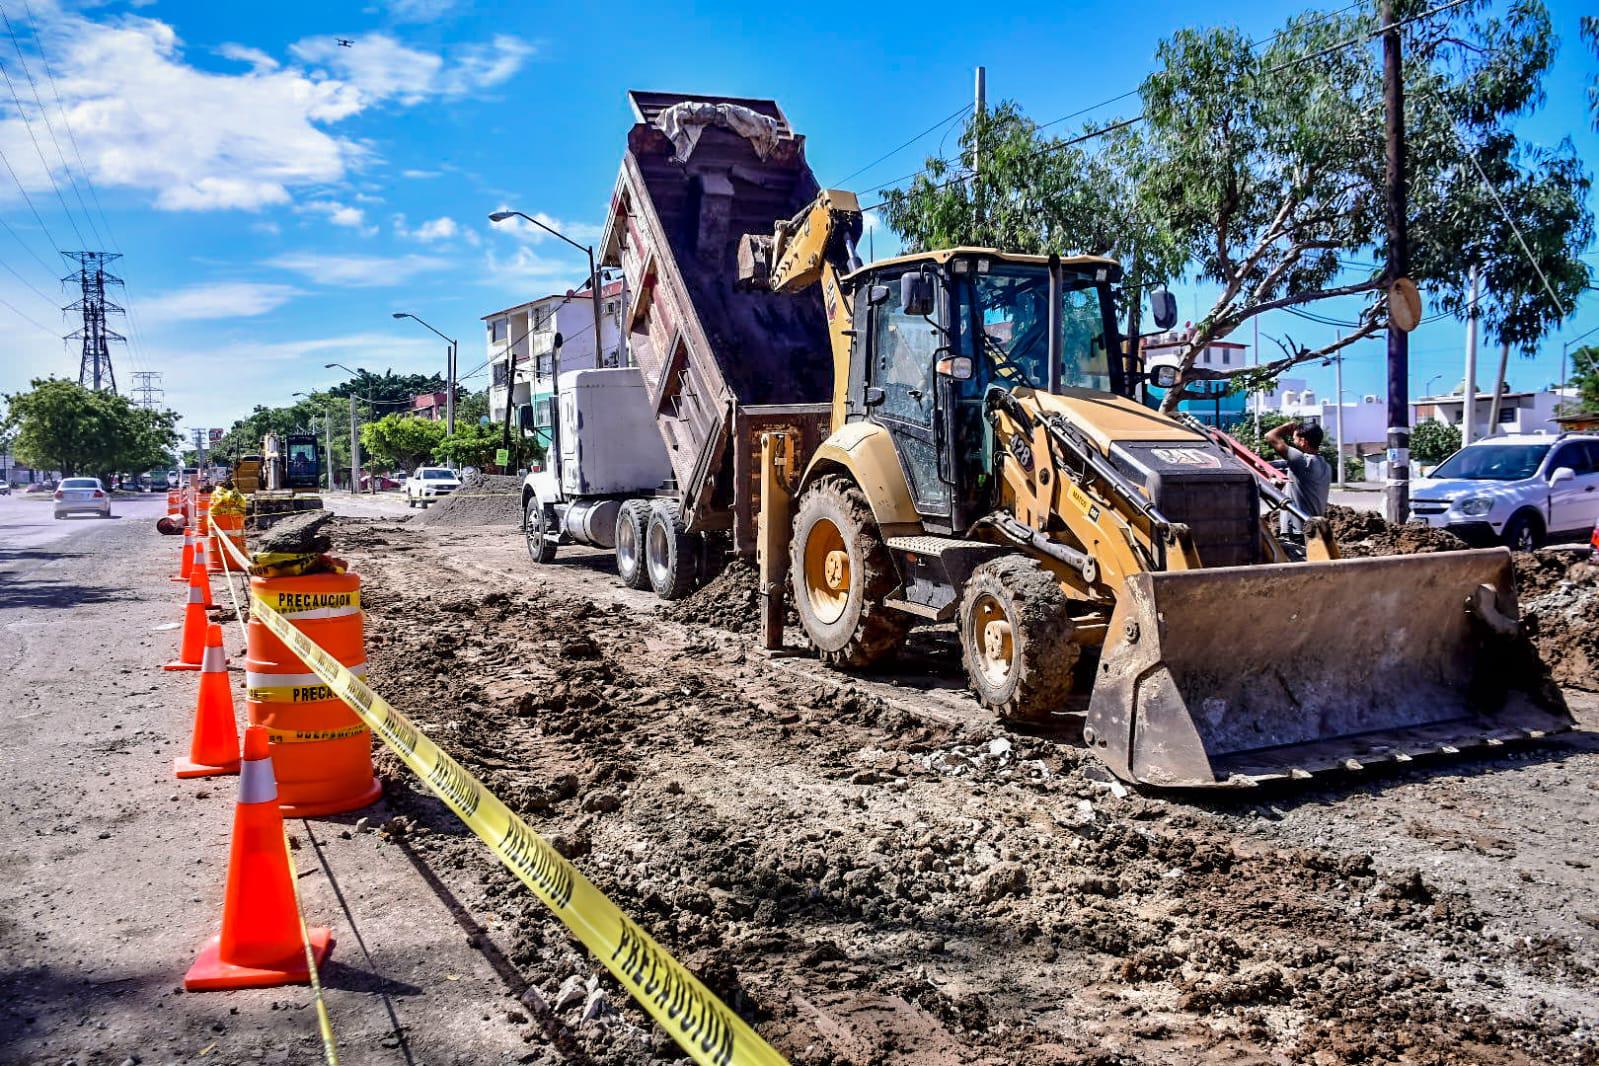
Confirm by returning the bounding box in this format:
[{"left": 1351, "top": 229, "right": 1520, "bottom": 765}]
[
  {"left": 130, "top": 370, "right": 164, "bottom": 410},
  {"left": 63, "top": 251, "right": 126, "bottom": 394}
]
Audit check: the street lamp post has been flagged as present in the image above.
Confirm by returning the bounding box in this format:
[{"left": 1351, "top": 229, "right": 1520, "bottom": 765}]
[
  {"left": 325, "top": 363, "right": 365, "bottom": 494},
  {"left": 488, "top": 209, "right": 606, "bottom": 375},
  {"left": 392, "top": 312, "right": 458, "bottom": 436}
]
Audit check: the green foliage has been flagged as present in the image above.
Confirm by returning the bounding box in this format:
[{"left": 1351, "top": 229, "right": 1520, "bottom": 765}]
[
  {"left": 325, "top": 369, "right": 443, "bottom": 406},
  {"left": 1569, "top": 344, "right": 1599, "bottom": 414},
  {"left": 1585, "top": 16, "right": 1598, "bottom": 132},
  {"left": 359, "top": 414, "right": 447, "bottom": 472},
  {"left": 1344, "top": 454, "right": 1366, "bottom": 482},
  {"left": 2, "top": 378, "right": 179, "bottom": 479},
  {"left": 1225, "top": 412, "right": 1338, "bottom": 467},
  {"left": 1410, "top": 420, "right": 1463, "bottom": 465},
  {"left": 454, "top": 388, "right": 489, "bottom": 425},
  {"left": 883, "top": 2, "right": 1592, "bottom": 404},
  {"left": 431, "top": 421, "right": 502, "bottom": 467}
]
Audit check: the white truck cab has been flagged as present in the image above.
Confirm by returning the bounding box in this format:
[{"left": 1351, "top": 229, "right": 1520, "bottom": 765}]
[
  {"left": 521, "top": 368, "right": 674, "bottom": 572},
  {"left": 1410, "top": 432, "right": 1599, "bottom": 550}
]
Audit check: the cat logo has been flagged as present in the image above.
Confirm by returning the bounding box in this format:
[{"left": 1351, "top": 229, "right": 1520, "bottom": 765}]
[{"left": 1151, "top": 447, "right": 1222, "bottom": 468}]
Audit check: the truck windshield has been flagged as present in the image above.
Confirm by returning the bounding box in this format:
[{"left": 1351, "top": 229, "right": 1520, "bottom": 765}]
[
  {"left": 1430, "top": 444, "right": 1549, "bottom": 481},
  {"left": 957, "top": 265, "right": 1115, "bottom": 393}
]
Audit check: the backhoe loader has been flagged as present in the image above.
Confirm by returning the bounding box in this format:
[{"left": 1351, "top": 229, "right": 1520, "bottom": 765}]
[{"left": 738, "top": 189, "right": 1571, "bottom": 788}]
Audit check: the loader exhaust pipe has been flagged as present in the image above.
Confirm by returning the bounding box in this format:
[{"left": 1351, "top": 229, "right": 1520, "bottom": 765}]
[{"left": 1083, "top": 548, "right": 1572, "bottom": 788}]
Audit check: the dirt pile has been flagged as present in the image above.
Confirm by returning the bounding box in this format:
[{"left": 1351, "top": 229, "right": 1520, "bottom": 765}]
[
  {"left": 1326, "top": 504, "right": 1468, "bottom": 556},
  {"left": 419, "top": 472, "right": 522, "bottom": 527},
  {"left": 659, "top": 559, "right": 798, "bottom": 635},
  {"left": 1516, "top": 551, "right": 1599, "bottom": 692},
  {"left": 251, "top": 508, "right": 332, "bottom": 553},
  {"left": 342, "top": 523, "right": 1597, "bottom": 1066}
]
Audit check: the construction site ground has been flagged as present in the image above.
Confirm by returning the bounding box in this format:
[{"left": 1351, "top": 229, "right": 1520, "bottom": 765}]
[{"left": 2, "top": 491, "right": 1597, "bottom": 1065}]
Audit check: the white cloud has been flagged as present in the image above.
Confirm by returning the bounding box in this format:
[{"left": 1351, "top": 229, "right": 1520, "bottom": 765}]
[
  {"left": 0, "top": 12, "right": 531, "bottom": 214},
  {"left": 401, "top": 168, "right": 441, "bottom": 179},
  {"left": 266, "top": 251, "right": 448, "bottom": 287},
  {"left": 289, "top": 33, "right": 532, "bottom": 108},
  {"left": 141, "top": 281, "right": 304, "bottom": 323},
  {"left": 415, "top": 216, "right": 457, "bottom": 241},
  {"left": 301, "top": 199, "right": 373, "bottom": 233},
  {"left": 250, "top": 220, "right": 281, "bottom": 236},
  {"left": 379, "top": 0, "right": 461, "bottom": 22},
  {"left": 484, "top": 245, "right": 579, "bottom": 287},
  {"left": 217, "top": 43, "right": 277, "bottom": 71}
]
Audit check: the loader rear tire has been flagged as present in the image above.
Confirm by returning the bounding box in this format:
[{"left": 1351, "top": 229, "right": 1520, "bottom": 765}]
[
  {"left": 614, "top": 499, "right": 652, "bottom": 591},
  {"left": 646, "top": 501, "right": 698, "bottom": 600},
  {"left": 790, "top": 475, "right": 908, "bottom": 668},
  {"left": 959, "top": 555, "right": 1077, "bottom": 724}
]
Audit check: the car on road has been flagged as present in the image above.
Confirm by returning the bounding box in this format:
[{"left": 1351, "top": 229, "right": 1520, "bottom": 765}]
[
  {"left": 1410, "top": 433, "right": 1599, "bottom": 550},
  {"left": 405, "top": 466, "right": 461, "bottom": 508},
  {"left": 0, "top": 483, "right": 9, "bottom": 496},
  {"left": 53, "top": 477, "right": 111, "bottom": 519}
]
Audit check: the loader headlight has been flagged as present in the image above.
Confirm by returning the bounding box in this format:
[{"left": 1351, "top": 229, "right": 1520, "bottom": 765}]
[{"left": 1458, "top": 495, "right": 1493, "bottom": 517}]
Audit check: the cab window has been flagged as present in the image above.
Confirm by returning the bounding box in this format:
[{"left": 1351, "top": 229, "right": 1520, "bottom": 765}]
[{"left": 870, "top": 275, "right": 940, "bottom": 427}]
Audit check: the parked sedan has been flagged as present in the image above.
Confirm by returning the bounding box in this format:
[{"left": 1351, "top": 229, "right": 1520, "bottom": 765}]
[{"left": 53, "top": 477, "right": 111, "bottom": 519}]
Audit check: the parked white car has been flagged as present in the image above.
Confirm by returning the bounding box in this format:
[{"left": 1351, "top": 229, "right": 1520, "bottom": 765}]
[
  {"left": 405, "top": 466, "right": 461, "bottom": 508},
  {"left": 53, "top": 476, "right": 111, "bottom": 519},
  {"left": 1409, "top": 433, "right": 1599, "bottom": 550}
]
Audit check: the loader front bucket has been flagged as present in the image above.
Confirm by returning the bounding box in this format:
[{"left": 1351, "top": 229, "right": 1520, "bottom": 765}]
[{"left": 1083, "top": 548, "right": 1572, "bottom": 788}]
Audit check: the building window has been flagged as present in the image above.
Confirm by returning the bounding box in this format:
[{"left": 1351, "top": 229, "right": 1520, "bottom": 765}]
[
  {"left": 489, "top": 319, "right": 507, "bottom": 342},
  {"left": 533, "top": 305, "right": 554, "bottom": 331},
  {"left": 492, "top": 363, "right": 508, "bottom": 387},
  {"left": 1221, "top": 350, "right": 1230, "bottom": 365},
  {"left": 1498, "top": 405, "right": 1515, "bottom": 424}
]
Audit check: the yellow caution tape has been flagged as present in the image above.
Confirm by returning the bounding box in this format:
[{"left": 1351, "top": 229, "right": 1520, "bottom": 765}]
[{"left": 247, "top": 589, "right": 786, "bottom": 1066}]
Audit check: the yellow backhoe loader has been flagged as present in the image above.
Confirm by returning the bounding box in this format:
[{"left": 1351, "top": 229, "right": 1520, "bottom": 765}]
[{"left": 739, "top": 189, "right": 1571, "bottom": 788}]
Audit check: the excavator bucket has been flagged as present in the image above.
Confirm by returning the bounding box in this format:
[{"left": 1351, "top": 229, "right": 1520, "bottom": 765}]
[{"left": 1083, "top": 548, "right": 1573, "bottom": 788}]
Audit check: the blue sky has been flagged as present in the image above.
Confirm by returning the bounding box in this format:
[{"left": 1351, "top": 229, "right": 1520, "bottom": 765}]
[{"left": 0, "top": 0, "right": 1594, "bottom": 440}]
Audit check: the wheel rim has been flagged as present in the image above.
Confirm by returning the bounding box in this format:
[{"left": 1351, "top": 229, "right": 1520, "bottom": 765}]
[
  {"left": 802, "top": 517, "right": 850, "bottom": 625},
  {"left": 647, "top": 517, "right": 671, "bottom": 587},
  {"left": 1515, "top": 525, "right": 1534, "bottom": 551},
  {"left": 524, "top": 501, "right": 544, "bottom": 556},
  {"left": 967, "top": 592, "right": 1014, "bottom": 688},
  {"left": 617, "top": 512, "right": 639, "bottom": 574}
]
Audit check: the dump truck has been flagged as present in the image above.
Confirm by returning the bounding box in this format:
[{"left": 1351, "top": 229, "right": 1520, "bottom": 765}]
[
  {"left": 523, "top": 90, "right": 1572, "bottom": 788},
  {"left": 519, "top": 92, "right": 833, "bottom": 598},
  {"left": 233, "top": 432, "right": 324, "bottom": 529}
]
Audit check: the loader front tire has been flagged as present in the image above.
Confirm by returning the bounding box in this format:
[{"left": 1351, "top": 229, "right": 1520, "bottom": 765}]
[
  {"left": 959, "top": 555, "right": 1077, "bottom": 724},
  {"left": 790, "top": 475, "right": 908, "bottom": 668}
]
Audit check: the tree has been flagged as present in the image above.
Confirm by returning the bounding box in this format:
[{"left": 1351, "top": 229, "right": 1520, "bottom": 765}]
[
  {"left": 1567, "top": 344, "right": 1599, "bottom": 414},
  {"left": 1410, "top": 420, "right": 1462, "bottom": 465},
  {"left": 883, "top": 2, "right": 1592, "bottom": 410},
  {"left": 454, "top": 388, "right": 490, "bottom": 425},
  {"left": 326, "top": 369, "right": 444, "bottom": 406},
  {"left": 432, "top": 421, "right": 514, "bottom": 468},
  {"left": 3, "top": 378, "right": 179, "bottom": 479},
  {"left": 359, "top": 414, "right": 447, "bottom": 472},
  {"left": 1225, "top": 411, "right": 1338, "bottom": 466},
  {"left": 1585, "top": 16, "right": 1598, "bottom": 131}
]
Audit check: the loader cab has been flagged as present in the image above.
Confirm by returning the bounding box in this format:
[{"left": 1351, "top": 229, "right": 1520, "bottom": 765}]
[{"left": 846, "top": 250, "right": 1123, "bottom": 533}]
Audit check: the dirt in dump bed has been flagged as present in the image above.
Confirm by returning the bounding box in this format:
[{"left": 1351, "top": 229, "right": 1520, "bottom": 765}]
[
  {"left": 339, "top": 521, "right": 1598, "bottom": 1066},
  {"left": 418, "top": 471, "right": 523, "bottom": 528}
]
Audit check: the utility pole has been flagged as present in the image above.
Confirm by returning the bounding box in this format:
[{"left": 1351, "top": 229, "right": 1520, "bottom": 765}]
[
  {"left": 349, "top": 396, "right": 360, "bottom": 495},
  {"left": 1380, "top": 0, "right": 1410, "bottom": 524},
  {"left": 64, "top": 251, "right": 126, "bottom": 394},
  {"left": 1462, "top": 265, "right": 1479, "bottom": 445},
  {"left": 446, "top": 339, "right": 457, "bottom": 435},
  {"left": 973, "top": 66, "right": 986, "bottom": 232},
  {"left": 1253, "top": 315, "right": 1261, "bottom": 436},
  {"left": 1333, "top": 337, "right": 1346, "bottom": 488}
]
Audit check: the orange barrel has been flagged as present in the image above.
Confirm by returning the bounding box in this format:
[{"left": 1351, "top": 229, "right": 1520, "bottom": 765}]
[
  {"left": 167, "top": 487, "right": 181, "bottom": 516},
  {"left": 245, "top": 572, "right": 381, "bottom": 817},
  {"left": 207, "top": 511, "right": 244, "bottom": 574},
  {"left": 195, "top": 490, "right": 212, "bottom": 539}
]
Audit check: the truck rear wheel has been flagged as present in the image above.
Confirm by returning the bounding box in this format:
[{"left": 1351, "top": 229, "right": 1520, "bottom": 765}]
[
  {"left": 958, "top": 555, "right": 1077, "bottom": 723},
  {"left": 789, "top": 475, "right": 908, "bottom": 668},
  {"left": 615, "top": 499, "right": 652, "bottom": 590},
  {"left": 646, "top": 501, "right": 698, "bottom": 600},
  {"left": 524, "top": 495, "right": 557, "bottom": 564}
]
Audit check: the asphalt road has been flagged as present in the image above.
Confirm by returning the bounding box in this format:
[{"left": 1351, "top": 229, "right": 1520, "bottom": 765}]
[{"left": 0, "top": 492, "right": 164, "bottom": 554}]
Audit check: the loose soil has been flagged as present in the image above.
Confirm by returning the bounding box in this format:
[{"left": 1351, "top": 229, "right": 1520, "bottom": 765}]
[
  {"left": 327, "top": 517, "right": 1598, "bottom": 1066},
  {"left": 418, "top": 472, "right": 523, "bottom": 528}
]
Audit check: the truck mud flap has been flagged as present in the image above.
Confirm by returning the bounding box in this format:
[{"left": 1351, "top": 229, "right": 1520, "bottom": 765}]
[{"left": 1082, "top": 548, "right": 1573, "bottom": 788}]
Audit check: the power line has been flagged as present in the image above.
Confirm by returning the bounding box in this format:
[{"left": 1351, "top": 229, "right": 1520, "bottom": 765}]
[
  {"left": 833, "top": 102, "right": 971, "bottom": 189},
  {"left": 0, "top": 54, "right": 82, "bottom": 245},
  {"left": 0, "top": 288, "right": 56, "bottom": 335},
  {"left": 0, "top": 251, "right": 55, "bottom": 305},
  {"left": 0, "top": 144, "right": 57, "bottom": 251},
  {"left": 0, "top": 2, "right": 101, "bottom": 248}
]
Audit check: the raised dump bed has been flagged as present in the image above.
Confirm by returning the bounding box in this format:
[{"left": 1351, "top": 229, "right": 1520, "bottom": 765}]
[{"left": 599, "top": 91, "right": 832, "bottom": 556}]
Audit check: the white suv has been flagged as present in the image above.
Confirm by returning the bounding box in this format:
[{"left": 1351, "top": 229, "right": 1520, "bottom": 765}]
[
  {"left": 405, "top": 466, "right": 461, "bottom": 508},
  {"left": 1410, "top": 433, "right": 1599, "bottom": 550}
]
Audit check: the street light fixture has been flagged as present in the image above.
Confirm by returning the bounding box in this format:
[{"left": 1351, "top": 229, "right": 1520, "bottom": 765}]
[{"left": 392, "top": 312, "right": 458, "bottom": 435}]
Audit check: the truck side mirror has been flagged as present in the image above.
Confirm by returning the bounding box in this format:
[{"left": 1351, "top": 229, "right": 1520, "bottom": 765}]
[
  {"left": 901, "top": 271, "right": 935, "bottom": 316},
  {"left": 1150, "top": 286, "right": 1178, "bottom": 331}
]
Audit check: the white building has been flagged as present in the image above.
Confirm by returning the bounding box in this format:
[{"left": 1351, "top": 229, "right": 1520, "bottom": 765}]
[
  {"left": 485, "top": 280, "right": 627, "bottom": 426},
  {"left": 1254, "top": 375, "right": 1388, "bottom": 460},
  {"left": 1412, "top": 388, "right": 1570, "bottom": 438}
]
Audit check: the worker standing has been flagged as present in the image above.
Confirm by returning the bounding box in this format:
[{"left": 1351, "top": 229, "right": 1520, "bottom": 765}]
[{"left": 1265, "top": 421, "right": 1331, "bottom": 535}]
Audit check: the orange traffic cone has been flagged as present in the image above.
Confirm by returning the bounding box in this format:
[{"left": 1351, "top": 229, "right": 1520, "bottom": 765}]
[
  {"left": 164, "top": 569, "right": 210, "bottom": 672},
  {"left": 172, "top": 528, "right": 194, "bottom": 582},
  {"left": 176, "top": 624, "right": 241, "bottom": 779},
  {"left": 185, "top": 726, "right": 333, "bottom": 990},
  {"left": 191, "top": 541, "right": 215, "bottom": 608}
]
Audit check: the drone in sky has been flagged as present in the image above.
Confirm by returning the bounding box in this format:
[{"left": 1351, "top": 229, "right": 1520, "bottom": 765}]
[{"left": 336, "top": 38, "right": 353, "bottom": 47}]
